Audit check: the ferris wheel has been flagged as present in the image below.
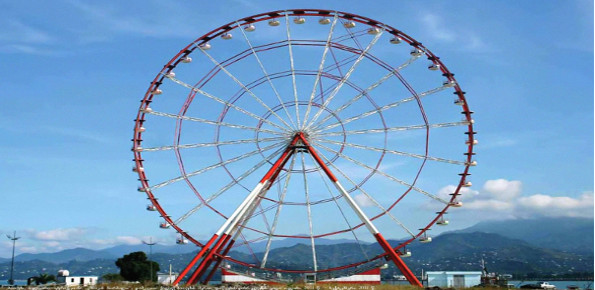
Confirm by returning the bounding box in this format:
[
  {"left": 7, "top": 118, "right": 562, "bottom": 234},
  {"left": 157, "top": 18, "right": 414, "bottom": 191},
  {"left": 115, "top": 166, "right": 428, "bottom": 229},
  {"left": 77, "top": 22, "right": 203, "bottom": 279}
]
[{"left": 132, "top": 9, "right": 475, "bottom": 286}]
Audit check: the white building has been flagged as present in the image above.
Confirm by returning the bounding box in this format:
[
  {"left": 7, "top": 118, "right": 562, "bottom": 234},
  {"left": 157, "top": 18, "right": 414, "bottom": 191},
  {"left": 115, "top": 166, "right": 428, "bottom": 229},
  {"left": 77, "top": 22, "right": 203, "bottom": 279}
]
[
  {"left": 426, "top": 271, "right": 482, "bottom": 288},
  {"left": 55, "top": 269, "right": 98, "bottom": 287},
  {"left": 157, "top": 273, "right": 178, "bottom": 285}
]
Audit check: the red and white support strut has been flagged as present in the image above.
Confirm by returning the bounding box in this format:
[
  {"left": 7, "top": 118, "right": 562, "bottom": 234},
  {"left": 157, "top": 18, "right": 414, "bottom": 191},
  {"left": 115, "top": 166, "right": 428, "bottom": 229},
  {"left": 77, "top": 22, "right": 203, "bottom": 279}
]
[{"left": 173, "top": 133, "right": 422, "bottom": 287}]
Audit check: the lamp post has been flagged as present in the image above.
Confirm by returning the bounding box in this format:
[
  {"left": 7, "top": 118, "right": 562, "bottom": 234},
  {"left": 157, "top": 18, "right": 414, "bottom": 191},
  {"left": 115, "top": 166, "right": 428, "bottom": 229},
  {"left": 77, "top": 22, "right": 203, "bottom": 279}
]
[
  {"left": 6, "top": 231, "right": 21, "bottom": 286},
  {"left": 142, "top": 237, "right": 157, "bottom": 283}
]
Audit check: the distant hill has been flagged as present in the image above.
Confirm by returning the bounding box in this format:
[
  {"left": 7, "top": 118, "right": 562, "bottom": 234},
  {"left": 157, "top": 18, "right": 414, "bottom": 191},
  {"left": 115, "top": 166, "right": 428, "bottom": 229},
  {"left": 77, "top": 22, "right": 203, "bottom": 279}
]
[
  {"left": 232, "top": 237, "right": 369, "bottom": 254},
  {"left": 401, "top": 232, "right": 593, "bottom": 275},
  {"left": 101, "top": 244, "right": 196, "bottom": 257},
  {"left": 0, "top": 232, "right": 592, "bottom": 280},
  {"left": 15, "top": 248, "right": 114, "bottom": 263},
  {"left": 1, "top": 217, "right": 592, "bottom": 280},
  {"left": 455, "top": 217, "right": 594, "bottom": 254},
  {"left": 229, "top": 232, "right": 593, "bottom": 278}
]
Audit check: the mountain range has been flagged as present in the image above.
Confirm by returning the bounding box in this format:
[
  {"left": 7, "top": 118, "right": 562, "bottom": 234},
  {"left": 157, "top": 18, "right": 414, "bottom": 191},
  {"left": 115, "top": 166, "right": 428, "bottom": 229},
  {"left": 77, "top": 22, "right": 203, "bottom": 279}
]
[{"left": 0, "top": 217, "right": 592, "bottom": 280}]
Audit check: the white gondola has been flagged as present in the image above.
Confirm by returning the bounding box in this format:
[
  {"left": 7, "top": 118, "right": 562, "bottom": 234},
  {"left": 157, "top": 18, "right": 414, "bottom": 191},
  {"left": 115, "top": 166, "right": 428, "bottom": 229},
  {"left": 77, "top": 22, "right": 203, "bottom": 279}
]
[
  {"left": 133, "top": 146, "right": 143, "bottom": 152},
  {"left": 199, "top": 42, "right": 211, "bottom": 50},
  {"left": 318, "top": 18, "right": 331, "bottom": 25},
  {"left": 389, "top": 37, "right": 402, "bottom": 44},
  {"left": 268, "top": 19, "right": 280, "bottom": 26},
  {"left": 244, "top": 24, "right": 256, "bottom": 32},
  {"left": 464, "top": 118, "right": 475, "bottom": 124},
  {"left": 221, "top": 33, "right": 233, "bottom": 40},
  {"left": 140, "top": 107, "right": 152, "bottom": 113},
  {"left": 443, "top": 80, "right": 456, "bottom": 87},
  {"left": 137, "top": 186, "right": 147, "bottom": 192},
  {"left": 454, "top": 99, "right": 465, "bottom": 106},
  {"left": 420, "top": 236, "right": 432, "bottom": 243},
  {"left": 437, "top": 218, "right": 449, "bottom": 226},
  {"left": 400, "top": 250, "right": 412, "bottom": 257},
  {"left": 132, "top": 166, "right": 144, "bottom": 172},
  {"left": 465, "top": 139, "right": 478, "bottom": 145},
  {"left": 428, "top": 63, "right": 441, "bottom": 71},
  {"left": 462, "top": 181, "right": 472, "bottom": 187},
  {"left": 147, "top": 204, "right": 157, "bottom": 211},
  {"left": 410, "top": 49, "right": 422, "bottom": 57},
  {"left": 343, "top": 21, "right": 356, "bottom": 28},
  {"left": 367, "top": 27, "right": 381, "bottom": 35},
  {"left": 180, "top": 56, "right": 192, "bottom": 63},
  {"left": 159, "top": 222, "right": 170, "bottom": 229},
  {"left": 293, "top": 17, "right": 306, "bottom": 24},
  {"left": 466, "top": 160, "right": 478, "bottom": 166},
  {"left": 176, "top": 237, "right": 189, "bottom": 245},
  {"left": 165, "top": 71, "right": 175, "bottom": 78},
  {"left": 152, "top": 88, "right": 162, "bottom": 95},
  {"left": 449, "top": 201, "right": 463, "bottom": 207},
  {"left": 137, "top": 126, "right": 146, "bottom": 132}
]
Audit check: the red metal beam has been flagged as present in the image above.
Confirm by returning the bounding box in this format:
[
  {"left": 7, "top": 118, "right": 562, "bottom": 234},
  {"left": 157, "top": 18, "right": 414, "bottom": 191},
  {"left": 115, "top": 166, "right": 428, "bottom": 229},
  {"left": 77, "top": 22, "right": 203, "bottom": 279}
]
[
  {"left": 172, "top": 234, "right": 218, "bottom": 285},
  {"left": 374, "top": 233, "right": 422, "bottom": 287}
]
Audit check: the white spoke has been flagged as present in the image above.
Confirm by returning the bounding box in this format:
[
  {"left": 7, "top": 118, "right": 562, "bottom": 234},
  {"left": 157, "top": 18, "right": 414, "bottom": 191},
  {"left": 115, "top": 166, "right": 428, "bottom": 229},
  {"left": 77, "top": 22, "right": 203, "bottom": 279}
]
[
  {"left": 307, "top": 152, "right": 370, "bottom": 260},
  {"left": 313, "top": 121, "right": 471, "bottom": 137},
  {"left": 165, "top": 75, "right": 291, "bottom": 133},
  {"left": 305, "top": 30, "right": 384, "bottom": 129},
  {"left": 300, "top": 153, "right": 317, "bottom": 272},
  {"left": 398, "top": 53, "right": 423, "bottom": 71},
  {"left": 302, "top": 14, "right": 339, "bottom": 129},
  {"left": 311, "top": 84, "right": 451, "bottom": 133},
  {"left": 173, "top": 147, "right": 285, "bottom": 225},
  {"left": 307, "top": 55, "right": 429, "bottom": 131},
  {"left": 197, "top": 50, "right": 294, "bottom": 131},
  {"left": 285, "top": 13, "right": 301, "bottom": 126},
  {"left": 236, "top": 21, "right": 297, "bottom": 130},
  {"left": 261, "top": 154, "right": 297, "bottom": 268},
  {"left": 148, "top": 140, "right": 285, "bottom": 191},
  {"left": 146, "top": 110, "right": 287, "bottom": 136},
  {"left": 313, "top": 148, "right": 416, "bottom": 238},
  {"left": 312, "top": 138, "right": 466, "bottom": 165},
  {"left": 141, "top": 136, "right": 285, "bottom": 152},
  {"left": 311, "top": 141, "right": 449, "bottom": 204}
]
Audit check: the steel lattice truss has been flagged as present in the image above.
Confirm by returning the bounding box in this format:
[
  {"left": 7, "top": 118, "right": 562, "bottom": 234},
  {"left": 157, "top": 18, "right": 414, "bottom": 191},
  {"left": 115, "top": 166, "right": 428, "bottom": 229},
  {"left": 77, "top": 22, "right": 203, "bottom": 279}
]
[{"left": 132, "top": 9, "right": 476, "bottom": 286}]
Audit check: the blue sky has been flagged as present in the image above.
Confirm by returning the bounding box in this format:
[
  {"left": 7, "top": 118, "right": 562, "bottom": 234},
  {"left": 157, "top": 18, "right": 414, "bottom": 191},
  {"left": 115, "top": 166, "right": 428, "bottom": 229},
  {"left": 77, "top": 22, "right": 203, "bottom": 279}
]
[{"left": 0, "top": 0, "right": 593, "bottom": 258}]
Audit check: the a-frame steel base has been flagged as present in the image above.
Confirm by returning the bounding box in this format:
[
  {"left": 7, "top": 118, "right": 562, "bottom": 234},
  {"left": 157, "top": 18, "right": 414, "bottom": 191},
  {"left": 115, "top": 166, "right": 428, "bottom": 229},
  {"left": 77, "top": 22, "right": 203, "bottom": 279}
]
[{"left": 172, "top": 133, "right": 422, "bottom": 287}]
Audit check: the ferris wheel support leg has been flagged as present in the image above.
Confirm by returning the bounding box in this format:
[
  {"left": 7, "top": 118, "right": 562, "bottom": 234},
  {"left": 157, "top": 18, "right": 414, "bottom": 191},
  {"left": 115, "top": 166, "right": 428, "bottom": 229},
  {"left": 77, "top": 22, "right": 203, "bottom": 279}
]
[
  {"left": 202, "top": 238, "right": 237, "bottom": 284},
  {"left": 172, "top": 234, "right": 219, "bottom": 286},
  {"left": 303, "top": 136, "right": 422, "bottom": 287},
  {"left": 179, "top": 137, "right": 300, "bottom": 285},
  {"left": 374, "top": 233, "right": 423, "bottom": 287},
  {"left": 187, "top": 234, "right": 232, "bottom": 285}
]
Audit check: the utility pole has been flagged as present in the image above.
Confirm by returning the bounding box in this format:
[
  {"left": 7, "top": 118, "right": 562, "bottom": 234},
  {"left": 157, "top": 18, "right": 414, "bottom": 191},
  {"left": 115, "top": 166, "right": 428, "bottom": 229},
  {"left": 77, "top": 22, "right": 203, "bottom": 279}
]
[
  {"left": 6, "top": 231, "right": 21, "bottom": 286},
  {"left": 142, "top": 237, "right": 157, "bottom": 283}
]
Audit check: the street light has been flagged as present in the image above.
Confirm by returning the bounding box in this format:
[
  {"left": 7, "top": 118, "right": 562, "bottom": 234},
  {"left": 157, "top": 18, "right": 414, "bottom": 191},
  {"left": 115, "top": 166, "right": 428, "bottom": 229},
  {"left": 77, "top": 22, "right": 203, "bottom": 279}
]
[
  {"left": 142, "top": 237, "right": 157, "bottom": 283},
  {"left": 6, "top": 231, "right": 21, "bottom": 286}
]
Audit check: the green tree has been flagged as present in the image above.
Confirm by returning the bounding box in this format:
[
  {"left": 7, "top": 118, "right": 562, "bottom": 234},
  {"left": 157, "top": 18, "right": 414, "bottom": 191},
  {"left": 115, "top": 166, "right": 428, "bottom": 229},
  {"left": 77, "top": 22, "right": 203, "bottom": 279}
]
[
  {"left": 28, "top": 273, "right": 56, "bottom": 285},
  {"left": 115, "top": 251, "right": 159, "bottom": 282}
]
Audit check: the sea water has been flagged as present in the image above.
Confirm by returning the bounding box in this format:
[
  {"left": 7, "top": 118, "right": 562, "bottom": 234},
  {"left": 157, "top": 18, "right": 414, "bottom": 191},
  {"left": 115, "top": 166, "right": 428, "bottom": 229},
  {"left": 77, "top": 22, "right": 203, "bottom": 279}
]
[
  {"left": 509, "top": 280, "right": 594, "bottom": 289},
  {"left": 0, "top": 280, "right": 27, "bottom": 286}
]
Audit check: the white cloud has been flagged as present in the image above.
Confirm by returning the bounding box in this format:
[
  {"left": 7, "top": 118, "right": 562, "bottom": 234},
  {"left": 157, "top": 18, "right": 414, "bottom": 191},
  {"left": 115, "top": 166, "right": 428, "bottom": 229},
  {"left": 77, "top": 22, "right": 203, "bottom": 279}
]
[
  {"left": 517, "top": 192, "right": 594, "bottom": 218},
  {"left": 421, "top": 14, "right": 456, "bottom": 42},
  {"left": 419, "top": 12, "right": 489, "bottom": 52},
  {"left": 115, "top": 236, "right": 143, "bottom": 245},
  {"left": 481, "top": 179, "right": 522, "bottom": 201},
  {"left": 435, "top": 179, "right": 594, "bottom": 219},
  {"left": 33, "top": 228, "right": 89, "bottom": 241},
  {"left": 437, "top": 185, "right": 479, "bottom": 201},
  {"left": 0, "top": 19, "right": 53, "bottom": 44},
  {"left": 464, "top": 199, "right": 514, "bottom": 211}
]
